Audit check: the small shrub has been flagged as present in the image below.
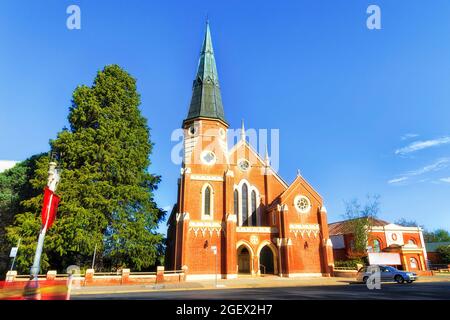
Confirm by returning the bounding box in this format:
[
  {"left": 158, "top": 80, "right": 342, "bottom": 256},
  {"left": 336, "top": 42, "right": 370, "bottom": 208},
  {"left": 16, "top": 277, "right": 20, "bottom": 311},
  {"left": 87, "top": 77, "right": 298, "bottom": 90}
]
[{"left": 335, "top": 259, "right": 365, "bottom": 269}]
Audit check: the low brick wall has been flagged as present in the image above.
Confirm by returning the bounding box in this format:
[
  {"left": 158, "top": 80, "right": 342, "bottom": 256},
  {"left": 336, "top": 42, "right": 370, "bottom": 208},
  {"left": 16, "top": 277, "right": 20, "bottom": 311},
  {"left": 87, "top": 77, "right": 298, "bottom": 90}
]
[
  {"left": 5, "top": 267, "right": 185, "bottom": 287},
  {"left": 332, "top": 270, "right": 358, "bottom": 278}
]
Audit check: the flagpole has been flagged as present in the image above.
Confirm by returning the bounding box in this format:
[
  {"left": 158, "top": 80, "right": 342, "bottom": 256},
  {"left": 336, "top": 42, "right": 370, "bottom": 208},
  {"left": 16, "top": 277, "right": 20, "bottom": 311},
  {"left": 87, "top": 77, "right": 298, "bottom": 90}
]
[
  {"left": 91, "top": 244, "right": 97, "bottom": 270},
  {"left": 30, "top": 162, "right": 60, "bottom": 280}
]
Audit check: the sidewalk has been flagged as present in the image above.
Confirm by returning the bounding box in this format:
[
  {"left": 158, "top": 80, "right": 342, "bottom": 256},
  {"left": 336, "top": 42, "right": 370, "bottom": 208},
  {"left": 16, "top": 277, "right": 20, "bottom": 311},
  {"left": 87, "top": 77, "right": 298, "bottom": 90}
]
[{"left": 70, "top": 274, "right": 450, "bottom": 296}]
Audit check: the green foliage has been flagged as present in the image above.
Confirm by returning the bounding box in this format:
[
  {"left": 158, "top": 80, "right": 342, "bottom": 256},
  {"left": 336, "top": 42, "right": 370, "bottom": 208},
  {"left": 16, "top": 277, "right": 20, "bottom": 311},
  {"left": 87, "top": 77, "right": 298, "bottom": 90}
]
[
  {"left": 334, "top": 259, "right": 365, "bottom": 269},
  {"left": 424, "top": 229, "right": 450, "bottom": 243},
  {"left": 7, "top": 65, "right": 165, "bottom": 273},
  {"left": 0, "top": 155, "right": 45, "bottom": 277},
  {"left": 436, "top": 245, "right": 450, "bottom": 264},
  {"left": 343, "top": 194, "right": 380, "bottom": 255}
]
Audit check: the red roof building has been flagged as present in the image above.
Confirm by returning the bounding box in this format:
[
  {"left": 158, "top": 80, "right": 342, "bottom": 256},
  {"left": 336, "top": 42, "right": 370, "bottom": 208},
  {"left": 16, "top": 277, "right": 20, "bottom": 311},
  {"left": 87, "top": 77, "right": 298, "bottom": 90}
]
[{"left": 329, "top": 218, "right": 429, "bottom": 274}]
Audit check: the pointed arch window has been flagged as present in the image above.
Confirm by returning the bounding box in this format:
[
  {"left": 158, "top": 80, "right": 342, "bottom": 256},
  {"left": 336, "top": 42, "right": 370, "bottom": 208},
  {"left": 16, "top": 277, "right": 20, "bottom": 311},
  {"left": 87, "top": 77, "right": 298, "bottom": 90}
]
[
  {"left": 201, "top": 183, "right": 214, "bottom": 220},
  {"left": 242, "top": 184, "right": 248, "bottom": 226},
  {"left": 251, "top": 190, "right": 257, "bottom": 226},
  {"left": 204, "top": 187, "right": 211, "bottom": 216},
  {"left": 234, "top": 189, "right": 239, "bottom": 224}
]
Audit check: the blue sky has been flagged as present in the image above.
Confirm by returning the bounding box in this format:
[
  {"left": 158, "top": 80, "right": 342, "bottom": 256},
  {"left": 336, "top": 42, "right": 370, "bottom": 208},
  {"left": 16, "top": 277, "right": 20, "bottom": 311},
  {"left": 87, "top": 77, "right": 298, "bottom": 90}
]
[{"left": 1, "top": 1, "right": 450, "bottom": 234}]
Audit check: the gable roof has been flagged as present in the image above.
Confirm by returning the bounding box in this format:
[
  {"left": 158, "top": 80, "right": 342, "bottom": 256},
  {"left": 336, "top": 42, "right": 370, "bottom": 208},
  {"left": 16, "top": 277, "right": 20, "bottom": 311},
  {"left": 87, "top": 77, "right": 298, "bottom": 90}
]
[
  {"left": 328, "top": 217, "right": 390, "bottom": 236},
  {"left": 228, "top": 138, "right": 289, "bottom": 189}
]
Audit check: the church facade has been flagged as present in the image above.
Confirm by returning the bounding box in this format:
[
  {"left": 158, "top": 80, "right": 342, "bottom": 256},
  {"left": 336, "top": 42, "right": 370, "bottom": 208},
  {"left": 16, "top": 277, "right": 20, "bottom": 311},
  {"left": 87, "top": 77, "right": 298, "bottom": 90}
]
[{"left": 165, "top": 23, "right": 334, "bottom": 280}]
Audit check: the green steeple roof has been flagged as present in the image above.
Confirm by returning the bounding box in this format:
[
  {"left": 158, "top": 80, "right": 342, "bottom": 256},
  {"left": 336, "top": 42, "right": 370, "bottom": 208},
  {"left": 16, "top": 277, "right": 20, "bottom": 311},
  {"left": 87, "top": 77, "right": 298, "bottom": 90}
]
[{"left": 185, "top": 21, "right": 227, "bottom": 124}]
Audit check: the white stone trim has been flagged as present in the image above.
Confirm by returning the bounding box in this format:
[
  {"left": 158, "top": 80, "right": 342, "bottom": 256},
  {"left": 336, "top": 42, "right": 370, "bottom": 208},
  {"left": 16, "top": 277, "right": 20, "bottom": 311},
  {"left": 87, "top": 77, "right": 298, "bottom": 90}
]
[
  {"left": 236, "top": 226, "right": 278, "bottom": 233},
  {"left": 184, "top": 136, "right": 199, "bottom": 164},
  {"left": 290, "top": 223, "right": 320, "bottom": 230},
  {"left": 289, "top": 223, "right": 320, "bottom": 238},
  {"left": 293, "top": 195, "right": 311, "bottom": 214},
  {"left": 189, "top": 220, "right": 223, "bottom": 237},
  {"left": 176, "top": 212, "right": 190, "bottom": 222},
  {"left": 371, "top": 224, "right": 422, "bottom": 233},
  {"left": 191, "top": 175, "right": 224, "bottom": 182},
  {"left": 189, "top": 221, "right": 223, "bottom": 228},
  {"left": 276, "top": 238, "right": 292, "bottom": 246}
]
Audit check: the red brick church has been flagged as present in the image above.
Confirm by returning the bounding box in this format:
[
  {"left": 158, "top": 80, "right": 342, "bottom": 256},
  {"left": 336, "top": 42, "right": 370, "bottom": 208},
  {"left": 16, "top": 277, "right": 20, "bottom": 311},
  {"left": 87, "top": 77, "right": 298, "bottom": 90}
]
[{"left": 165, "top": 22, "right": 334, "bottom": 280}]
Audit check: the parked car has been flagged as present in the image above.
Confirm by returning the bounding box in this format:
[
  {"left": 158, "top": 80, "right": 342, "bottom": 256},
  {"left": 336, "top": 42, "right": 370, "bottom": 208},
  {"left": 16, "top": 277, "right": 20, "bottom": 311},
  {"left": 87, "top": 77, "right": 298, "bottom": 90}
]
[{"left": 356, "top": 265, "right": 418, "bottom": 284}]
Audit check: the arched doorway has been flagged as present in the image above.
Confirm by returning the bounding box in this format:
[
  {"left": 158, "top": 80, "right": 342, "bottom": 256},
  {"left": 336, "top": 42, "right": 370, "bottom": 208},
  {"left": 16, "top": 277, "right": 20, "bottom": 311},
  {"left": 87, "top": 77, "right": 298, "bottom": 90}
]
[
  {"left": 259, "top": 245, "right": 275, "bottom": 275},
  {"left": 237, "top": 246, "right": 251, "bottom": 274}
]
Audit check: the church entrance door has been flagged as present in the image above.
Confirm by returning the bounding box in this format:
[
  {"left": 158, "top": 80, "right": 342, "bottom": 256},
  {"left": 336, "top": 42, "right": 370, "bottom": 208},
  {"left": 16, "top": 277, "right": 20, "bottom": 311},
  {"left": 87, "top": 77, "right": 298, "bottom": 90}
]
[
  {"left": 259, "top": 245, "right": 275, "bottom": 274},
  {"left": 237, "top": 246, "right": 251, "bottom": 274}
]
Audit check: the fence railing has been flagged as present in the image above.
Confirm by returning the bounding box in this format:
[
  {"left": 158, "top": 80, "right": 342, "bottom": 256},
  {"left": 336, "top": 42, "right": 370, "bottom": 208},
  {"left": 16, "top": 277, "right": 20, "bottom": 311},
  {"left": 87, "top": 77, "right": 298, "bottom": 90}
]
[
  {"left": 428, "top": 264, "right": 450, "bottom": 273},
  {"left": 428, "top": 264, "right": 450, "bottom": 270},
  {"left": 15, "top": 275, "right": 47, "bottom": 280},
  {"left": 259, "top": 264, "right": 266, "bottom": 275},
  {"left": 163, "top": 270, "right": 184, "bottom": 274}
]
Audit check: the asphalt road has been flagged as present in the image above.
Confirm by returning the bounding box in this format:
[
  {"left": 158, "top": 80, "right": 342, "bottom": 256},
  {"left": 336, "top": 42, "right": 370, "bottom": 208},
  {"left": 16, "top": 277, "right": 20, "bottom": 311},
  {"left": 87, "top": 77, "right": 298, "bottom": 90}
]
[{"left": 72, "top": 281, "right": 450, "bottom": 300}]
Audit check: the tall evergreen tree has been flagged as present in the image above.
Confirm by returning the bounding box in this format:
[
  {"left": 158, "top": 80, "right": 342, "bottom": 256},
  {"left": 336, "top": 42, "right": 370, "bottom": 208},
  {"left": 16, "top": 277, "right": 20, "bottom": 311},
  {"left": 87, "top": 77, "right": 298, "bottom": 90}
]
[{"left": 7, "top": 65, "right": 165, "bottom": 273}]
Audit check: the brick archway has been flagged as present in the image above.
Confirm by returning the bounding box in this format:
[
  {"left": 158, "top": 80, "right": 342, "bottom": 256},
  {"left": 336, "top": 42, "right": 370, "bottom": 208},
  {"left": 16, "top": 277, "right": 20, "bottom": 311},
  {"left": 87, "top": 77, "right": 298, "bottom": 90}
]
[
  {"left": 236, "top": 241, "right": 254, "bottom": 275},
  {"left": 256, "top": 241, "right": 278, "bottom": 276}
]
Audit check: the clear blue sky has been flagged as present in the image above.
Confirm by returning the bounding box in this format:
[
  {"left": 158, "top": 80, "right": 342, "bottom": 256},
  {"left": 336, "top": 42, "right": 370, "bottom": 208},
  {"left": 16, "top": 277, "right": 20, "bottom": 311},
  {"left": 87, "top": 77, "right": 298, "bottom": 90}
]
[{"left": 1, "top": 1, "right": 450, "bottom": 234}]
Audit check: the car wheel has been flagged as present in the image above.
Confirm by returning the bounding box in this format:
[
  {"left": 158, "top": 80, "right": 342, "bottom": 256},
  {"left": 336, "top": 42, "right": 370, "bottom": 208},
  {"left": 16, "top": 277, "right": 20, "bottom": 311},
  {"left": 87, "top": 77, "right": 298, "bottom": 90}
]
[
  {"left": 362, "top": 276, "right": 369, "bottom": 284},
  {"left": 406, "top": 280, "right": 413, "bottom": 284},
  {"left": 395, "top": 275, "right": 404, "bottom": 284}
]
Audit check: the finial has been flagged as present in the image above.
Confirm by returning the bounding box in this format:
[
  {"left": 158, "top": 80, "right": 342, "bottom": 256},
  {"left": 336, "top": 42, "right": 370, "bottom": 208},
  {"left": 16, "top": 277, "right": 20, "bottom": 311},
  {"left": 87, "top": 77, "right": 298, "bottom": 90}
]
[
  {"left": 241, "top": 119, "right": 246, "bottom": 141},
  {"left": 264, "top": 145, "right": 270, "bottom": 166},
  {"left": 297, "top": 169, "right": 301, "bottom": 177}
]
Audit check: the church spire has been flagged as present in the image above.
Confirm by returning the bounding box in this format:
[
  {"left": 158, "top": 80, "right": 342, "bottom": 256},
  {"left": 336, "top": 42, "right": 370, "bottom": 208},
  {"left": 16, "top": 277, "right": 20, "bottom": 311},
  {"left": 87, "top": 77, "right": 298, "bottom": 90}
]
[{"left": 185, "top": 21, "right": 227, "bottom": 125}]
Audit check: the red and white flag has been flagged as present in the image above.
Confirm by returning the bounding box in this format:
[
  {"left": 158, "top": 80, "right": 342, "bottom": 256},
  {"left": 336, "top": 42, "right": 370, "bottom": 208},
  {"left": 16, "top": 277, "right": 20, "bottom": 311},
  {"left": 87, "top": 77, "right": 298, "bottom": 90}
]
[{"left": 41, "top": 187, "right": 60, "bottom": 229}]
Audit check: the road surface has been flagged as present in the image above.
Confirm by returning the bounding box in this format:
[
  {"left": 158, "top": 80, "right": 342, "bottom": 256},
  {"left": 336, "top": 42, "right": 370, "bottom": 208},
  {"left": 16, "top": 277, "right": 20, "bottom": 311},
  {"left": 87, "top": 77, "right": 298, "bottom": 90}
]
[{"left": 72, "top": 281, "right": 450, "bottom": 300}]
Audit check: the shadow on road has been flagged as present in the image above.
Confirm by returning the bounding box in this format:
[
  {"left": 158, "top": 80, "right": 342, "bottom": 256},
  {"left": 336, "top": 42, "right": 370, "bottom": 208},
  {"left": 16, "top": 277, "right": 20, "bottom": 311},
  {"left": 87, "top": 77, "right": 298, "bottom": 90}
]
[{"left": 72, "top": 281, "right": 450, "bottom": 300}]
